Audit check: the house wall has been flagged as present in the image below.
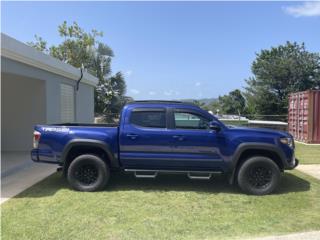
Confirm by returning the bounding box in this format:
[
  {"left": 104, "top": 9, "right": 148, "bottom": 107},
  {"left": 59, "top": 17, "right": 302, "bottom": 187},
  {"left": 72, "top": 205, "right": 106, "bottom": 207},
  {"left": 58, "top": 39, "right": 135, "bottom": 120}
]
[
  {"left": 76, "top": 83, "right": 95, "bottom": 123},
  {"left": 2, "top": 57, "right": 95, "bottom": 124},
  {"left": 1, "top": 57, "right": 95, "bottom": 151}
]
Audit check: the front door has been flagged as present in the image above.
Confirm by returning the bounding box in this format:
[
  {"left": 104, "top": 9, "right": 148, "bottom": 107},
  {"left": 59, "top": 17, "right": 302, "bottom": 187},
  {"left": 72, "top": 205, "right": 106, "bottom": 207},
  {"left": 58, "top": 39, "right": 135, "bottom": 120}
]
[{"left": 169, "top": 109, "right": 224, "bottom": 171}]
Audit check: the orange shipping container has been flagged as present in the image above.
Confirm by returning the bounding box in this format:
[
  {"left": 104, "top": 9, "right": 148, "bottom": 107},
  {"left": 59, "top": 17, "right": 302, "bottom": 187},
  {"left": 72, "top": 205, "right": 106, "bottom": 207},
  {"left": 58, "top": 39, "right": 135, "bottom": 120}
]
[{"left": 288, "top": 90, "right": 320, "bottom": 144}]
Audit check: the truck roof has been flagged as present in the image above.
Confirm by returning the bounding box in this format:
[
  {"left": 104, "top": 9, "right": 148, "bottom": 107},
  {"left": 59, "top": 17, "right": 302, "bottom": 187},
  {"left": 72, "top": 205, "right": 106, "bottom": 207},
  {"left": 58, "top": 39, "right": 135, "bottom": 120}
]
[
  {"left": 127, "top": 100, "right": 197, "bottom": 106},
  {"left": 123, "top": 100, "right": 212, "bottom": 116},
  {"left": 124, "top": 100, "right": 214, "bottom": 120}
]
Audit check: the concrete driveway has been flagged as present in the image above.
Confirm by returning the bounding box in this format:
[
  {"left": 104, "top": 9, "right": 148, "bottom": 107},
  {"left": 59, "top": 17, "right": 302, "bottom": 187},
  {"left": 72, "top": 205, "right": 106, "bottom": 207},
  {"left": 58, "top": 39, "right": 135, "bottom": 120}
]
[
  {"left": 297, "top": 164, "right": 320, "bottom": 180},
  {"left": 252, "top": 231, "right": 320, "bottom": 240},
  {"left": 1, "top": 151, "right": 56, "bottom": 204}
]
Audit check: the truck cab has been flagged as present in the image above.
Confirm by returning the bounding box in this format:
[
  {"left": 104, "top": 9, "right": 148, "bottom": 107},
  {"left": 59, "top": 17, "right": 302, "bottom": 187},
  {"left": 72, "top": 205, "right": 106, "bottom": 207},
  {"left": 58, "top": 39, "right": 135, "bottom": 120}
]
[{"left": 119, "top": 101, "right": 227, "bottom": 171}]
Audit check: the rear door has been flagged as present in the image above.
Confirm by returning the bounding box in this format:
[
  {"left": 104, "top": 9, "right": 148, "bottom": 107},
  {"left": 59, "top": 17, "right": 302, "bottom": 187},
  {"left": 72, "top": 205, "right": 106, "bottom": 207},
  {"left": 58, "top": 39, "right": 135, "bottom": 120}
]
[
  {"left": 119, "top": 107, "right": 175, "bottom": 169},
  {"left": 168, "top": 108, "right": 224, "bottom": 171}
]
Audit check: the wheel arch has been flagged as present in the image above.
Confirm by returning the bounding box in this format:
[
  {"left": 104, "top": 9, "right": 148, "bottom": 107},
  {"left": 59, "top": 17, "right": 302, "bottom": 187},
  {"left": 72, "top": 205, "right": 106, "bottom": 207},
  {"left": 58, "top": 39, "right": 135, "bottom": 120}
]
[
  {"left": 229, "top": 143, "right": 286, "bottom": 184},
  {"left": 61, "top": 139, "right": 119, "bottom": 176}
]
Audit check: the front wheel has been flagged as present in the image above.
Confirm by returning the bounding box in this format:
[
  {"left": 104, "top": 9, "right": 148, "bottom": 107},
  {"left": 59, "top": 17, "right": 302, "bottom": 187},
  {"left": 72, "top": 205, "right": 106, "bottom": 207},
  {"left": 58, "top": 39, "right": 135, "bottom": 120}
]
[
  {"left": 67, "top": 154, "right": 110, "bottom": 192},
  {"left": 237, "top": 156, "right": 280, "bottom": 195}
]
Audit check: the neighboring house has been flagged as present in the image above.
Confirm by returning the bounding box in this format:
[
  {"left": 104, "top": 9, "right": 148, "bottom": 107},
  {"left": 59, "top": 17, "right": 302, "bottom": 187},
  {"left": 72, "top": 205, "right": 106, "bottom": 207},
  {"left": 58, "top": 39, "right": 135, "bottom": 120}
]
[{"left": 1, "top": 33, "right": 98, "bottom": 152}]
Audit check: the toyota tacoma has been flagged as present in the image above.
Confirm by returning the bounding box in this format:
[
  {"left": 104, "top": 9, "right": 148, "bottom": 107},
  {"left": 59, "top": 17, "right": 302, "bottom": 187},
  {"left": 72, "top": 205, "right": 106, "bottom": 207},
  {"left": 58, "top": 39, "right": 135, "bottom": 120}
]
[{"left": 31, "top": 101, "right": 298, "bottom": 195}]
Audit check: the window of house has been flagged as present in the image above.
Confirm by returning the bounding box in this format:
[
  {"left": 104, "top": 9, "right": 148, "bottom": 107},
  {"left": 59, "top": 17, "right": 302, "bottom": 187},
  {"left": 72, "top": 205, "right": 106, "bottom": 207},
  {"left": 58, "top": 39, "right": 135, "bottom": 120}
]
[{"left": 60, "top": 84, "right": 75, "bottom": 122}]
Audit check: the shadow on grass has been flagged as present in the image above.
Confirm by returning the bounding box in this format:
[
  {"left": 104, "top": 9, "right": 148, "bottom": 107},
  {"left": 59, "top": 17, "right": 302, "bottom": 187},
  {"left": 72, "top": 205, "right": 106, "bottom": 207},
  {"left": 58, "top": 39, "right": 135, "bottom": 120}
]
[{"left": 13, "top": 171, "right": 311, "bottom": 199}]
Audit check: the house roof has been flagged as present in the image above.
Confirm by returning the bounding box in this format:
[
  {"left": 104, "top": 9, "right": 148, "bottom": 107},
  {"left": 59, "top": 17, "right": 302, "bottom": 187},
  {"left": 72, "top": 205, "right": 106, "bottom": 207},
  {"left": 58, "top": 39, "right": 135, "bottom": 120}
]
[{"left": 1, "top": 33, "right": 98, "bottom": 87}]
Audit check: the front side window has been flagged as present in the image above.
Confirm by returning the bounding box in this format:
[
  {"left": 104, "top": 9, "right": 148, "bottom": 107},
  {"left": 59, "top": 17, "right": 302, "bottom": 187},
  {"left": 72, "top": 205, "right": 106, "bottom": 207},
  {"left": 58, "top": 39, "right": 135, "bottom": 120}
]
[
  {"left": 130, "top": 110, "right": 166, "bottom": 128},
  {"left": 174, "top": 112, "right": 209, "bottom": 130}
]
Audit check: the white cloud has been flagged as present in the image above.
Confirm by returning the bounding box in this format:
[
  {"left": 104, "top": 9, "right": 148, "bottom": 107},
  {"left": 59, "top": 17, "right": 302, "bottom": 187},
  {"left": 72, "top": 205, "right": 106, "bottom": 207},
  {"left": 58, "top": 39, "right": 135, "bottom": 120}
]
[
  {"left": 129, "top": 89, "right": 140, "bottom": 95},
  {"left": 125, "top": 70, "right": 133, "bottom": 77},
  {"left": 164, "top": 90, "right": 172, "bottom": 96},
  {"left": 163, "top": 90, "right": 180, "bottom": 96},
  {"left": 148, "top": 91, "right": 156, "bottom": 95},
  {"left": 283, "top": 2, "right": 320, "bottom": 17},
  {"left": 195, "top": 82, "right": 201, "bottom": 87}
]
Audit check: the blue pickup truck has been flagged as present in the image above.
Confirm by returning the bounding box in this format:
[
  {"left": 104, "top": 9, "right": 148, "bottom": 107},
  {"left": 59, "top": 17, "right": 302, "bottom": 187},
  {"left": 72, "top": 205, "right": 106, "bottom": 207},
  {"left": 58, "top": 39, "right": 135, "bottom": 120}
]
[{"left": 31, "top": 101, "right": 298, "bottom": 195}]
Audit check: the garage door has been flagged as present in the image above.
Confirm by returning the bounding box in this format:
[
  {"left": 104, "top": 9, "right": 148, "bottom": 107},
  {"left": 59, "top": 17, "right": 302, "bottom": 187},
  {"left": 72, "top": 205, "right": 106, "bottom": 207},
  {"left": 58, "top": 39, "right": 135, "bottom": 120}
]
[
  {"left": 60, "top": 84, "right": 75, "bottom": 122},
  {"left": 1, "top": 74, "right": 46, "bottom": 151}
]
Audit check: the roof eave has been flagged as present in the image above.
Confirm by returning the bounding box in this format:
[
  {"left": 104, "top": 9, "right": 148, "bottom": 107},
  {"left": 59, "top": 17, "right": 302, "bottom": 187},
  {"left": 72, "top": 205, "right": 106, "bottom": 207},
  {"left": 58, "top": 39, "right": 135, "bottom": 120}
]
[{"left": 1, "top": 33, "right": 98, "bottom": 87}]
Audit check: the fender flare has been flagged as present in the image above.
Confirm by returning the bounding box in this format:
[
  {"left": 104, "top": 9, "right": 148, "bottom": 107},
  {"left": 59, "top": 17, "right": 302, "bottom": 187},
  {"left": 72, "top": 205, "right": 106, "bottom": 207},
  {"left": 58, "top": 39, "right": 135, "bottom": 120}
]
[
  {"left": 228, "top": 142, "right": 287, "bottom": 184},
  {"left": 61, "top": 139, "right": 119, "bottom": 169}
]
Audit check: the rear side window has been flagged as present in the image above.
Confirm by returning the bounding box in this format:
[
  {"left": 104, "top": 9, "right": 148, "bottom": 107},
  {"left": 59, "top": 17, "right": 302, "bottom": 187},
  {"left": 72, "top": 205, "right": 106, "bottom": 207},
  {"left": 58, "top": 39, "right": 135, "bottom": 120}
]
[{"left": 130, "top": 110, "right": 166, "bottom": 128}]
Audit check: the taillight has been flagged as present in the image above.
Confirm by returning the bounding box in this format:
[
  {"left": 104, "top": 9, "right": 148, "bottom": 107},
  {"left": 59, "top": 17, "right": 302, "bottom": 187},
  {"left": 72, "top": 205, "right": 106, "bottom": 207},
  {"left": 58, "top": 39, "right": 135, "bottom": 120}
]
[{"left": 33, "top": 131, "right": 41, "bottom": 148}]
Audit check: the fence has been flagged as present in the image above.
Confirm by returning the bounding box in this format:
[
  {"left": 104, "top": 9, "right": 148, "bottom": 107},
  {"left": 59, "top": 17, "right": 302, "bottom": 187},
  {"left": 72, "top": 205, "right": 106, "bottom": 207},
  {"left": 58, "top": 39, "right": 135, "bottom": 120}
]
[
  {"left": 243, "top": 114, "right": 288, "bottom": 122},
  {"left": 219, "top": 114, "right": 288, "bottom": 131}
]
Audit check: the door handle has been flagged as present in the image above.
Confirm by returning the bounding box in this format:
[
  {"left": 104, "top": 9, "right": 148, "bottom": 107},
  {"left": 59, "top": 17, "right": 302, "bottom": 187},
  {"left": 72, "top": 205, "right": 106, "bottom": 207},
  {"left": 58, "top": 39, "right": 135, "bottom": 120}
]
[
  {"left": 126, "top": 134, "right": 138, "bottom": 139},
  {"left": 172, "top": 135, "right": 185, "bottom": 141}
]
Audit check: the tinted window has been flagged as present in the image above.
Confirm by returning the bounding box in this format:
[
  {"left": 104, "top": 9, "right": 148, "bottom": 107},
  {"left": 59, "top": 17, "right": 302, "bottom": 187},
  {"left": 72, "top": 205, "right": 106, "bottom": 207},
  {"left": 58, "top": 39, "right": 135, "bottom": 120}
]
[
  {"left": 174, "top": 112, "right": 209, "bottom": 130},
  {"left": 130, "top": 110, "right": 166, "bottom": 128}
]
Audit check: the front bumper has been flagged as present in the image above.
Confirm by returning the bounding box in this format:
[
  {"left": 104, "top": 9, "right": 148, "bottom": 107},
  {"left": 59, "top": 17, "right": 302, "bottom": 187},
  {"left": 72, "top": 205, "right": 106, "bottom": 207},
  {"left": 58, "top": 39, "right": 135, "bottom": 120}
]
[{"left": 286, "top": 157, "right": 299, "bottom": 170}]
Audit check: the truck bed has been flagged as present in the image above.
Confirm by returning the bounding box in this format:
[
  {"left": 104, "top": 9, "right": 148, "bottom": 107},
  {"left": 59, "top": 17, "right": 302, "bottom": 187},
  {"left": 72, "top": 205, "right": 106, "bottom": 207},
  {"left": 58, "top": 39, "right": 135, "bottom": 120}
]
[
  {"left": 32, "top": 123, "right": 119, "bottom": 164},
  {"left": 53, "top": 123, "right": 119, "bottom": 127}
]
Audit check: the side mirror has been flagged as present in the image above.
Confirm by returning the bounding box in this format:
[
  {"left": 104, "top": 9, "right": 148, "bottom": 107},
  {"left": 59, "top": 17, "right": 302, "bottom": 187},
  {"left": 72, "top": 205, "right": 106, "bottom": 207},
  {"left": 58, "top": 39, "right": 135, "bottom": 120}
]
[{"left": 209, "top": 121, "right": 221, "bottom": 132}]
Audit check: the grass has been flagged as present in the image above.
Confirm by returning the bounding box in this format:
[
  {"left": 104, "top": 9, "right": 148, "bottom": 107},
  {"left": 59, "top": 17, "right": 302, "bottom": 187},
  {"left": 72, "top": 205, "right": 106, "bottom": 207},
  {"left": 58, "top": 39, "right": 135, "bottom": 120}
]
[
  {"left": 2, "top": 170, "right": 320, "bottom": 240},
  {"left": 295, "top": 142, "right": 320, "bottom": 164}
]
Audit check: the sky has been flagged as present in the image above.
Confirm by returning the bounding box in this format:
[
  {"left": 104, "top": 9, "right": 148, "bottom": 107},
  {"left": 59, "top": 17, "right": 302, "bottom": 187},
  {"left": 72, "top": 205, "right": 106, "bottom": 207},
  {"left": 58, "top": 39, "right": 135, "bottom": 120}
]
[{"left": 2, "top": 1, "right": 320, "bottom": 100}]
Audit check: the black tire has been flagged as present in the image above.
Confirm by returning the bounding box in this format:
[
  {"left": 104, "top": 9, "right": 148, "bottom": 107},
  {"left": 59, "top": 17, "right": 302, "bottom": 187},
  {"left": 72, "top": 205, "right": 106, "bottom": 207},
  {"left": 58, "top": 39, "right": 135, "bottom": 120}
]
[
  {"left": 67, "top": 154, "right": 110, "bottom": 192},
  {"left": 237, "top": 156, "right": 280, "bottom": 195}
]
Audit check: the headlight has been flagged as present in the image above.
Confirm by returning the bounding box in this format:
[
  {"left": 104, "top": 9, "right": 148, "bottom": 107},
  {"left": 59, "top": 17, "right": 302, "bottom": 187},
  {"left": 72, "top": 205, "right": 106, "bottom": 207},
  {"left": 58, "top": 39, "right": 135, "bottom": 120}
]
[{"left": 280, "top": 137, "right": 294, "bottom": 148}]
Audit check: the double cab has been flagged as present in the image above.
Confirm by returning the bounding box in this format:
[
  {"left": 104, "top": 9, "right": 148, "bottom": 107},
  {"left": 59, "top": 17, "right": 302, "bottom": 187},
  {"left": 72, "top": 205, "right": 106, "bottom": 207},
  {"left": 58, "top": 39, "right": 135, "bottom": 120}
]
[{"left": 31, "top": 101, "right": 298, "bottom": 195}]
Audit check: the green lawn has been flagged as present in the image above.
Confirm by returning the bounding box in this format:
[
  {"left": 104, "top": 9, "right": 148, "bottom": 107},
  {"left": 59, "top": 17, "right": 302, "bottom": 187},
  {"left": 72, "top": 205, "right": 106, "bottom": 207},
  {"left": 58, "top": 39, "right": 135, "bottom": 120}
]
[
  {"left": 295, "top": 142, "right": 320, "bottom": 164},
  {"left": 2, "top": 171, "right": 320, "bottom": 240}
]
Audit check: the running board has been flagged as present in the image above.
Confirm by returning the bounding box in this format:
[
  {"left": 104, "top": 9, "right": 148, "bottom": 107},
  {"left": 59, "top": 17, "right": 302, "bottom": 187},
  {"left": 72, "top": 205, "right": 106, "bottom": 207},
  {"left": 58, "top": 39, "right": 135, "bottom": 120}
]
[
  {"left": 187, "top": 172, "right": 212, "bottom": 180},
  {"left": 134, "top": 171, "right": 158, "bottom": 178},
  {"left": 124, "top": 169, "right": 220, "bottom": 180}
]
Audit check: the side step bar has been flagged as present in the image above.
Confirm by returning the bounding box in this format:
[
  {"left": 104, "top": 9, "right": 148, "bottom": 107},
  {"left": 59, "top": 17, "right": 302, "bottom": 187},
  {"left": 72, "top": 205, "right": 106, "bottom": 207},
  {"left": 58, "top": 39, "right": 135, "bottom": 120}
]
[
  {"left": 187, "top": 172, "right": 212, "bottom": 180},
  {"left": 134, "top": 171, "right": 158, "bottom": 179},
  {"left": 124, "top": 169, "right": 220, "bottom": 180}
]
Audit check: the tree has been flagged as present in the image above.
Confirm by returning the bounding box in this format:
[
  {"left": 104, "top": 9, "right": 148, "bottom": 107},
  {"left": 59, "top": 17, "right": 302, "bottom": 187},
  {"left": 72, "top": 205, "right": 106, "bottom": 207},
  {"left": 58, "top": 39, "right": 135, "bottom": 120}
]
[
  {"left": 27, "top": 35, "right": 48, "bottom": 53},
  {"left": 218, "top": 89, "right": 246, "bottom": 115},
  {"left": 28, "top": 21, "right": 129, "bottom": 117},
  {"left": 205, "top": 100, "right": 221, "bottom": 115},
  {"left": 96, "top": 72, "right": 127, "bottom": 115},
  {"left": 192, "top": 100, "right": 206, "bottom": 108},
  {"left": 245, "top": 42, "right": 320, "bottom": 116}
]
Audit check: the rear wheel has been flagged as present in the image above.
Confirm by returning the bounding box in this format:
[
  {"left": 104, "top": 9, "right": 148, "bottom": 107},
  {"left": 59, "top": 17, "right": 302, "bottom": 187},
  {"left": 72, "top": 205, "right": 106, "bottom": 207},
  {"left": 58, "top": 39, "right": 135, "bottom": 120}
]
[
  {"left": 237, "top": 156, "right": 280, "bottom": 195},
  {"left": 67, "top": 154, "right": 110, "bottom": 192}
]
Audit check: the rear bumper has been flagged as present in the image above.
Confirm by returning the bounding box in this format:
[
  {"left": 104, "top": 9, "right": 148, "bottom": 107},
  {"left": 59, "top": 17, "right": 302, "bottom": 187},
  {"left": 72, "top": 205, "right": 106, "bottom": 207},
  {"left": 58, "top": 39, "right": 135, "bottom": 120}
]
[
  {"left": 31, "top": 149, "right": 39, "bottom": 162},
  {"left": 31, "top": 149, "right": 59, "bottom": 164}
]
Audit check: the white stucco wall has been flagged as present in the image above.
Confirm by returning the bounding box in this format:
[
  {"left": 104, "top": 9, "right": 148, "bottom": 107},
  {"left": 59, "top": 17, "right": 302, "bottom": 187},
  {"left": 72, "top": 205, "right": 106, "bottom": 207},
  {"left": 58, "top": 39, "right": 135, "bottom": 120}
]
[
  {"left": 1, "top": 57, "right": 96, "bottom": 151},
  {"left": 76, "top": 83, "right": 95, "bottom": 123},
  {"left": 2, "top": 57, "right": 95, "bottom": 124}
]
